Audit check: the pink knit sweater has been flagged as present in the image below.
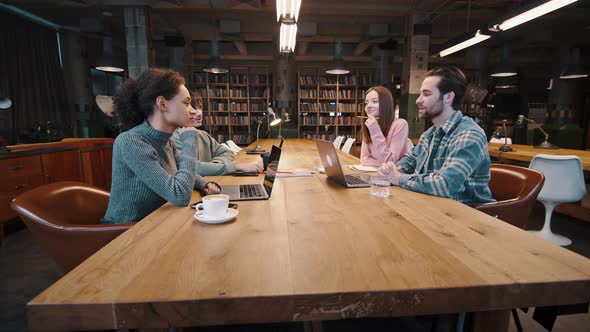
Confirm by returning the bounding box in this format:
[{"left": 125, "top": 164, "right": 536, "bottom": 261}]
[{"left": 360, "top": 119, "right": 409, "bottom": 166}]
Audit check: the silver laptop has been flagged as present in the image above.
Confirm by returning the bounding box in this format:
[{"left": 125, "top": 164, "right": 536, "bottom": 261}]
[
  {"left": 220, "top": 145, "right": 281, "bottom": 200},
  {"left": 314, "top": 139, "right": 371, "bottom": 188}
]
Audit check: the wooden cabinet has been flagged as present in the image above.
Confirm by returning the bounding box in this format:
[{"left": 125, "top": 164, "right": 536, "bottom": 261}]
[{"left": 0, "top": 155, "right": 45, "bottom": 226}]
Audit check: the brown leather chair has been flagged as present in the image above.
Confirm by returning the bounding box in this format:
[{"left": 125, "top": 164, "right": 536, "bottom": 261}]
[
  {"left": 471, "top": 164, "right": 545, "bottom": 332},
  {"left": 474, "top": 164, "right": 545, "bottom": 229},
  {"left": 11, "top": 181, "right": 133, "bottom": 274}
]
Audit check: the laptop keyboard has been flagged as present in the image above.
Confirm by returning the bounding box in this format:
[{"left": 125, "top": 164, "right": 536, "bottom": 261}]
[
  {"left": 240, "top": 184, "right": 264, "bottom": 198},
  {"left": 345, "top": 174, "right": 369, "bottom": 185}
]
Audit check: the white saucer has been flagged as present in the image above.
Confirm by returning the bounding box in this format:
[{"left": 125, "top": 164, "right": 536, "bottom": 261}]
[{"left": 194, "top": 208, "right": 238, "bottom": 224}]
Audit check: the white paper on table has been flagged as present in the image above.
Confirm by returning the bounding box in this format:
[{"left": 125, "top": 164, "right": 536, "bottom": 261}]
[
  {"left": 276, "top": 168, "right": 315, "bottom": 178},
  {"left": 348, "top": 165, "right": 378, "bottom": 172}
]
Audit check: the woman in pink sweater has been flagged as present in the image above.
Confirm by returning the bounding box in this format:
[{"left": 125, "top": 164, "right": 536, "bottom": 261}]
[{"left": 361, "top": 86, "right": 409, "bottom": 167}]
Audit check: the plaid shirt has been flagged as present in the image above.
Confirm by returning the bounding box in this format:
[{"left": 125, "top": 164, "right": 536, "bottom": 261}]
[{"left": 396, "top": 111, "right": 493, "bottom": 205}]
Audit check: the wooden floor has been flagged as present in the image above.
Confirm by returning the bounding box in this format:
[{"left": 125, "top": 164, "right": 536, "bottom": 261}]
[{"left": 1, "top": 203, "right": 589, "bottom": 332}]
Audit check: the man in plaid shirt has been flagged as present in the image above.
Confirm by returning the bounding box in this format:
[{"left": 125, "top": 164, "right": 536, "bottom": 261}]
[{"left": 379, "top": 66, "right": 493, "bottom": 205}]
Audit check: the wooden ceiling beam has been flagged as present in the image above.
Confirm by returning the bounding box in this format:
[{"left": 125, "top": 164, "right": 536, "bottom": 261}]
[
  {"left": 233, "top": 40, "right": 248, "bottom": 56},
  {"left": 193, "top": 55, "right": 273, "bottom": 61},
  {"left": 353, "top": 42, "right": 372, "bottom": 56},
  {"left": 295, "top": 55, "right": 372, "bottom": 62}
]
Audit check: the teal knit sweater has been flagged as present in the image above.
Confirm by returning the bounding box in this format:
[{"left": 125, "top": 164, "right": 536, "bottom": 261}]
[
  {"left": 102, "top": 121, "right": 206, "bottom": 224},
  {"left": 171, "top": 129, "right": 237, "bottom": 176}
]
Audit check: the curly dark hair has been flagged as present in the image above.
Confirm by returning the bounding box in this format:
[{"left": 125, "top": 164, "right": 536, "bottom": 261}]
[{"left": 114, "top": 68, "right": 186, "bottom": 131}]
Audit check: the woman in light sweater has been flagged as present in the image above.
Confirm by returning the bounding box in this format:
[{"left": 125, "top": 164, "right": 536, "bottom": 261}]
[
  {"left": 361, "top": 86, "right": 409, "bottom": 167},
  {"left": 101, "top": 68, "right": 218, "bottom": 224},
  {"left": 172, "top": 92, "right": 263, "bottom": 176}
]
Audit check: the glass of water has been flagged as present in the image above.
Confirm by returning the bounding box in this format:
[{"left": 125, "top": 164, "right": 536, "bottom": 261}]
[{"left": 370, "top": 175, "right": 391, "bottom": 198}]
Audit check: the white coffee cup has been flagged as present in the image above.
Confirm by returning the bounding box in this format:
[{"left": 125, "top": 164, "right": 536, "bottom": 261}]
[{"left": 195, "top": 194, "right": 229, "bottom": 219}]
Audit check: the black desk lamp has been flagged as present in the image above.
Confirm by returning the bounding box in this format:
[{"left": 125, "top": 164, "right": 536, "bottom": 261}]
[
  {"left": 248, "top": 105, "right": 282, "bottom": 153},
  {"left": 516, "top": 115, "right": 558, "bottom": 149},
  {"left": 499, "top": 120, "right": 513, "bottom": 152}
]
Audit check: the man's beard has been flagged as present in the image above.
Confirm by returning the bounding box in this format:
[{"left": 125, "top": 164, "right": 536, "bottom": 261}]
[{"left": 419, "top": 99, "right": 444, "bottom": 120}]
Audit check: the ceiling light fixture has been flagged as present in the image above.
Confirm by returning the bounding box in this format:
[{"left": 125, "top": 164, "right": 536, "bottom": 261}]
[
  {"left": 0, "top": 94, "right": 12, "bottom": 110},
  {"left": 276, "top": 0, "right": 301, "bottom": 23},
  {"left": 492, "top": 0, "right": 578, "bottom": 31},
  {"left": 203, "top": 39, "right": 228, "bottom": 74},
  {"left": 490, "top": 46, "right": 517, "bottom": 77},
  {"left": 560, "top": 48, "right": 588, "bottom": 79},
  {"left": 95, "top": 37, "right": 125, "bottom": 73},
  {"left": 439, "top": 30, "right": 491, "bottom": 57},
  {"left": 326, "top": 41, "right": 349, "bottom": 75},
  {"left": 280, "top": 22, "right": 297, "bottom": 53}
]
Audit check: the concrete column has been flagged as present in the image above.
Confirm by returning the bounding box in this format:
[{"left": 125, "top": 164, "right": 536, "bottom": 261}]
[
  {"left": 376, "top": 49, "right": 394, "bottom": 84},
  {"left": 546, "top": 45, "right": 583, "bottom": 149},
  {"left": 183, "top": 39, "right": 195, "bottom": 70},
  {"left": 124, "top": 7, "right": 152, "bottom": 79},
  {"left": 400, "top": 14, "right": 429, "bottom": 139},
  {"left": 168, "top": 46, "right": 184, "bottom": 74}
]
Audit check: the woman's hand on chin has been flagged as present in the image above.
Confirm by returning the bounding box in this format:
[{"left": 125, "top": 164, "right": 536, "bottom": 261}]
[{"left": 365, "top": 116, "right": 378, "bottom": 128}]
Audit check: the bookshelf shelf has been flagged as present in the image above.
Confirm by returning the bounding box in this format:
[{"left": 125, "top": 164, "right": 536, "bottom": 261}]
[
  {"left": 187, "top": 66, "right": 271, "bottom": 145},
  {"left": 297, "top": 67, "right": 375, "bottom": 143}
]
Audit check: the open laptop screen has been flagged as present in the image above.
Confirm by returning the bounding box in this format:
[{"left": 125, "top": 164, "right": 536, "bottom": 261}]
[{"left": 263, "top": 145, "right": 281, "bottom": 196}]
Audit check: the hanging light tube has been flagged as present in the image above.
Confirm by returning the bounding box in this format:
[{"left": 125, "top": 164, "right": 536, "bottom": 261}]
[
  {"left": 493, "top": 0, "right": 578, "bottom": 31},
  {"left": 439, "top": 30, "right": 490, "bottom": 57},
  {"left": 280, "top": 23, "right": 297, "bottom": 53},
  {"left": 277, "top": 0, "right": 301, "bottom": 23}
]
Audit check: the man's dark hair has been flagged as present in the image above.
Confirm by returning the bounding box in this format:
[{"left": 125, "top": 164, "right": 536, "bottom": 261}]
[{"left": 425, "top": 66, "right": 467, "bottom": 110}]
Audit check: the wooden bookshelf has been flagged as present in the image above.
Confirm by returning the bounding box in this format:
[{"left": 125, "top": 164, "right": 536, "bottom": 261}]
[
  {"left": 297, "top": 67, "right": 375, "bottom": 143},
  {"left": 186, "top": 66, "right": 271, "bottom": 145}
]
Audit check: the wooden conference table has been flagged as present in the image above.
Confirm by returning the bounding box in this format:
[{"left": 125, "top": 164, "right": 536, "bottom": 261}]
[
  {"left": 28, "top": 139, "right": 590, "bottom": 331},
  {"left": 488, "top": 142, "right": 590, "bottom": 171}
]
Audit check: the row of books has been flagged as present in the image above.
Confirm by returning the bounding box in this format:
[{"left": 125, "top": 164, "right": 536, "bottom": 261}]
[
  {"left": 191, "top": 73, "right": 228, "bottom": 84},
  {"left": 227, "top": 74, "right": 267, "bottom": 84},
  {"left": 300, "top": 116, "right": 362, "bottom": 125},
  {"left": 206, "top": 104, "right": 269, "bottom": 112},
  {"left": 204, "top": 116, "right": 231, "bottom": 125},
  {"left": 190, "top": 73, "right": 269, "bottom": 84},
  {"left": 298, "top": 74, "right": 374, "bottom": 86},
  {"left": 229, "top": 116, "right": 249, "bottom": 125},
  {"left": 206, "top": 88, "right": 268, "bottom": 98},
  {"left": 209, "top": 88, "right": 227, "bottom": 97},
  {"left": 230, "top": 134, "right": 251, "bottom": 145},
  {"left": 300, "top": 103, "right": 359, "bottom": 112},
  {"left": 229, "top": 103, "right": 248, "bottom": 112},
  {"left": 229, "top": 88, "right": 248, "bottom": 98},
  {"left": 300, "top": 132, "right": 338, "bottom": 141}
]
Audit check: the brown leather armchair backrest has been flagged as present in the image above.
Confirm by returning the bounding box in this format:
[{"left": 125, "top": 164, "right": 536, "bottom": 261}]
[
  {"left": 475, "top": 164, "right": 545, "bottom": 229},
  {"left": 11, "top": 181, "right": 133, "bottom": 274}
]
